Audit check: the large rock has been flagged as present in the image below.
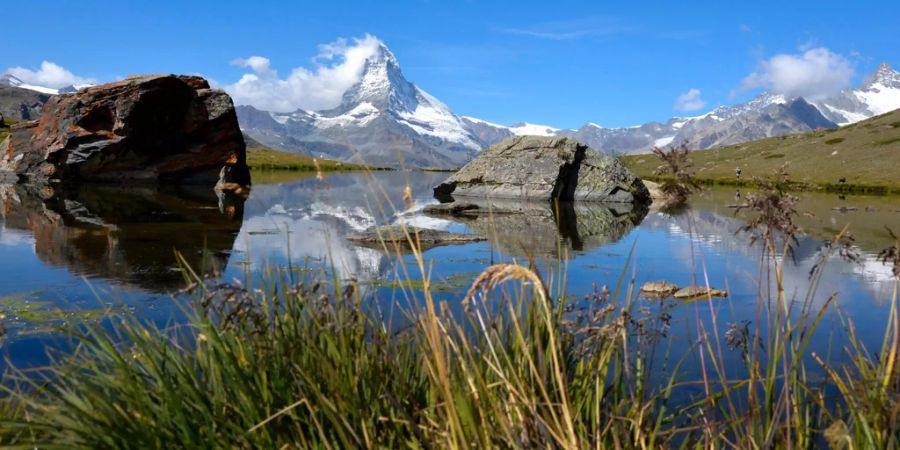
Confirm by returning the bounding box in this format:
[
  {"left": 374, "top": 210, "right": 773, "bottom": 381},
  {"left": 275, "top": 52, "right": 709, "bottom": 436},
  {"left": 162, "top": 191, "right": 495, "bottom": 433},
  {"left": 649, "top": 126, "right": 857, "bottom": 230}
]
[
  {"left": 433, "top": 136, "right": 650, "bottom": 203},
  {"left": 0, "top": 74, "right": 250, "bottom": 189}
]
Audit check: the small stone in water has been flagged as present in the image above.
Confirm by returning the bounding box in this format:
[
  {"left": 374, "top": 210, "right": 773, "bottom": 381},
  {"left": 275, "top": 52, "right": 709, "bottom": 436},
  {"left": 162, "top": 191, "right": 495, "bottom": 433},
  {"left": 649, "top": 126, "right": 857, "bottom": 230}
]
[
  {"left": 673, "top": 286, "right": 728, "bottom": 299},
  {"left": 640, "top": 281, "right": 679, "bottom": 294}
]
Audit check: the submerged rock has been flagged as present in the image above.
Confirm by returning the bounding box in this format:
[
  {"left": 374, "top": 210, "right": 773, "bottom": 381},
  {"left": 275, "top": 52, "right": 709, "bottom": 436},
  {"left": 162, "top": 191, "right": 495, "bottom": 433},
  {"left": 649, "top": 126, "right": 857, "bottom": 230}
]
[
  {"left": 346, "top": 225, "right": 486, "bottom": 252},
  {"left": 433, "top": 136, "right": 650, "bottom": 203},
  {"left": 422, "top": 201, "right": 521, "bottom": 218},
  {"left": 0, "top": 74, "right": 250, "bottom": 190},
  {"left": 673, "top": 286, "right": 728, "bottom": 299},
  {"left": 640, "top": 280, "right": 679, "bottom": 295}
]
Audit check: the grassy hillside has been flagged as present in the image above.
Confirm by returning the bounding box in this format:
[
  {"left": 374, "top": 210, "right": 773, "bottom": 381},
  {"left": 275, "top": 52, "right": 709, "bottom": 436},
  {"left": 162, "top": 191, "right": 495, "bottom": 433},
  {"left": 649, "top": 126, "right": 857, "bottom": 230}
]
[
  {"left": 0, "top": 118, "right": 15, "bottom": 142},
  {"left": 621, "top": 108, "right": 900, "bottom": 193},
  {"left": 246, "top": 147, "right": 375, "bottom": 172}
]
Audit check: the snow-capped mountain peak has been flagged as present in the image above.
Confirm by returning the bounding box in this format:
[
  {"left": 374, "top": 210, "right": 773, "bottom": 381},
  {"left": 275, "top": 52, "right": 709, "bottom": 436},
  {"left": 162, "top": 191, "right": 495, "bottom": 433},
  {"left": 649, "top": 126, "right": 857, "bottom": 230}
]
[
  {"left": 861, "top": 61, "right": 900, "bottom": 90},
  {"left": 238, "top": 40, "right": 483, "bottom": 168},
  {"left": 813, "top": 61, "right": 900, "bottom": 125},
  {"left": 333, "top": 42, "right": 417, "bottom": 114}
]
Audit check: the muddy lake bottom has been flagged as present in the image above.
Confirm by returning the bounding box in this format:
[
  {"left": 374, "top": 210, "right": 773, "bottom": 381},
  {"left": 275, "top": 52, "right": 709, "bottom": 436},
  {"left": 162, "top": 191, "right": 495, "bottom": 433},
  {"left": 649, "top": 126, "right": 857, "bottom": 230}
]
[{"left": 1, "top": 171, "right": 899, "bottom": 378}]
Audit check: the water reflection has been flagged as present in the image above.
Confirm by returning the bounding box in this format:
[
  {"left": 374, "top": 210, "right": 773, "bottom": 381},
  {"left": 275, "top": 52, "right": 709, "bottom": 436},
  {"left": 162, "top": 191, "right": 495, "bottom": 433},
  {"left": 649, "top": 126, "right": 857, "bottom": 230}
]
[
  {"left": 422, "top": 198, "right": 647, "bottom": 259},
  {"left": 0, "top": 183, "right": 244, "bottom": 291},
  {"left": 229, "top": 171, "right": 449, "bottom": 281},
  {"left": 0, "top": 171, "right": 899, "bottom": 371}
]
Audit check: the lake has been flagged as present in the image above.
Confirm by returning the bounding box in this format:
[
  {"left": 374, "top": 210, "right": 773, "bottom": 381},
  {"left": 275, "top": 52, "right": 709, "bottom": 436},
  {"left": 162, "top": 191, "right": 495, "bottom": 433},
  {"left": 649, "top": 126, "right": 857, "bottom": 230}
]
[{"left": 1, "top": 172, "right": 898, "bottom": 372}]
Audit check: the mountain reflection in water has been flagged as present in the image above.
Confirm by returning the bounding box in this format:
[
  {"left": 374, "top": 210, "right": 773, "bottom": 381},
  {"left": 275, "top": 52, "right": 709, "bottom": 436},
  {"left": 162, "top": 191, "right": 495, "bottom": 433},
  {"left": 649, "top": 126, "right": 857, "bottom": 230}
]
[{"left": 1, "top": 171, "right": 899, "bottom": 372}]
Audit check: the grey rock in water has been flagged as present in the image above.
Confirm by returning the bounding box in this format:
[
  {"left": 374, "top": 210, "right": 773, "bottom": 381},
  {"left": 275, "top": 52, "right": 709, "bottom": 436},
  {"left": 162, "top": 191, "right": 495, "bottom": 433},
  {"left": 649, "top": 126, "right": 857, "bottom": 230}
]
[
  {"left": 433, "top": 136, "right": 650, "bottom": 203},
  {"left": 640, "top": 280, "right": 679, "bottom": 295},
  {"left": 673, "top": 286, "right": 728, "bottom": 299}
]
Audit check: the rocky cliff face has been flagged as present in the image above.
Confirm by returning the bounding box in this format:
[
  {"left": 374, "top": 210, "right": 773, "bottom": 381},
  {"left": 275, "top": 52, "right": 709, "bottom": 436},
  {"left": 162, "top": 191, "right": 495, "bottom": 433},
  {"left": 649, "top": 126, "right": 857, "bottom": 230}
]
[
  {"left": 434, "top": 136, "right": 650, "bottom": 203},
  {"left": 0, "top": 74, "right": 250, "bottom": 189}
]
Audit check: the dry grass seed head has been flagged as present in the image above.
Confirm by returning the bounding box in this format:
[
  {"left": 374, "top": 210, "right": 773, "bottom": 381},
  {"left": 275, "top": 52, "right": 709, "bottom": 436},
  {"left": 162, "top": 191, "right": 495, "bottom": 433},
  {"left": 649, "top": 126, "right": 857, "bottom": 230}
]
[{"left": 462, "top": 264, "right": 548, "bottom": 311}]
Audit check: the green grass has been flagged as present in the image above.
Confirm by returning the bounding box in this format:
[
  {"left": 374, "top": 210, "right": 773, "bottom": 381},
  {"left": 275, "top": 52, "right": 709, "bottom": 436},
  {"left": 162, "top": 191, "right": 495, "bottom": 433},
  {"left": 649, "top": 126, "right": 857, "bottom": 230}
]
[
  {"left": 246, "top": 147, "right": 377, "bottom": 172},
  {"left": 621, "top": 108, "right": 900, "bottom": 193},
  {"left": 0, "top": 119, "right": 12, "bottom": 142}
]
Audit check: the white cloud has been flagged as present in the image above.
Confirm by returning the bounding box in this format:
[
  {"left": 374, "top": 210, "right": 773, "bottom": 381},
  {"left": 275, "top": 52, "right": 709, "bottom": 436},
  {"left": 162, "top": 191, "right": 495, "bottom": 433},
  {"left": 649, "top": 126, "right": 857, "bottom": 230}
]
[
  {"left": 5, "top": 61, "right": 96, "bottom": 89},
  {"left": 735, "top": 47, "right": 854, "bottom": 100},
  {"left": 673, "top": 88, "right": 705, "bottom": 111},
  {"left": 225, "top": 34, "right": 384, "bottom": 113}
]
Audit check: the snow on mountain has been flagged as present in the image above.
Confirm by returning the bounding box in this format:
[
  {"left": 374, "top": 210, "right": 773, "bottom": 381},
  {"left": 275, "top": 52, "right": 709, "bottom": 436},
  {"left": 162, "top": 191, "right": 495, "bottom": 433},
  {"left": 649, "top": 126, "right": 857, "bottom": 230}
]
[
  {"left": 459, "top": 116, "right": 559, "bottom": 136},
  {"left": 814, "top": 62, "right": 900, "bottom": 125},
  {"left": 395, "top": 87, "right": 480, "bottom": 148},
  {"left": 508, "top": 122, "right": 560, "bottom": 136},
  {"left": 1, "top": 74, "right": 95, "bottom": 95},
  {"left": 0, "top": 73, "right": 59, "bottom": 94}
]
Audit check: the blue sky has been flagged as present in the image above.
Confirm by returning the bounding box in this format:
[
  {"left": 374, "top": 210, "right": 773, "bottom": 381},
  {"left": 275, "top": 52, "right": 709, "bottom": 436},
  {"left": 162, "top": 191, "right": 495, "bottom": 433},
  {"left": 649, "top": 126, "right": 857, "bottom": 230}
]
[{"left": 4, "top": 0, "right": 898, "bottom": 128}]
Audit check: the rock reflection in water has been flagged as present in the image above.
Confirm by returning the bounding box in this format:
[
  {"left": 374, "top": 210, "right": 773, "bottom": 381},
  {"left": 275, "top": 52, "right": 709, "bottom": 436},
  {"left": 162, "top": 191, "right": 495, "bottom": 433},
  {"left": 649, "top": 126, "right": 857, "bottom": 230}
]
[
  {"left": 425, "top": 198, "right": 647, "bottom": 259},
  {"left": 0, "top": 184, "right": 244, "bottom": 291}
]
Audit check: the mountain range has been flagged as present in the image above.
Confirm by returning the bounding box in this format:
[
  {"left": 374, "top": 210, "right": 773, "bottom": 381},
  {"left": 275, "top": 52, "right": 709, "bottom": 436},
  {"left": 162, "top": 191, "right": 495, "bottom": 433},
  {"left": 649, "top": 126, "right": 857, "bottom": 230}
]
[
  {"left": 235, "top": 43, "right": 900, "bottom": 167},
  {"left": 0, "top": 73, "right": 93, "bottom": 95},
  {"left": 4, "top": 46, "right": 899, "bottom": 169},
  {"left": 0, "top": 74, "right": 55, "bottom": 121}
]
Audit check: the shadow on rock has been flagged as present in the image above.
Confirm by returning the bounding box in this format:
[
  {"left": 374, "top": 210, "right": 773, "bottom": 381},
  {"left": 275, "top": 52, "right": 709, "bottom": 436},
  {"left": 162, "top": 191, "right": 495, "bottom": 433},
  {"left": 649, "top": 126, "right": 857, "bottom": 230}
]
[
  {"left": 0, "top": 183, "right": 244, "bottom": 292},
  {"left": 425, "top": 198, "right": 647, "bottom": 259}
]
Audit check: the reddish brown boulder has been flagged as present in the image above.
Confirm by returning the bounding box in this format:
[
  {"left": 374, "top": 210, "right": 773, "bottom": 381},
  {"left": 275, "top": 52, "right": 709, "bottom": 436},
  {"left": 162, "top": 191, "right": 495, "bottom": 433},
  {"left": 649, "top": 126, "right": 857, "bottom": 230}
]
[{"left": 0, "top": 74, "right": 250, "bottom": 189}]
